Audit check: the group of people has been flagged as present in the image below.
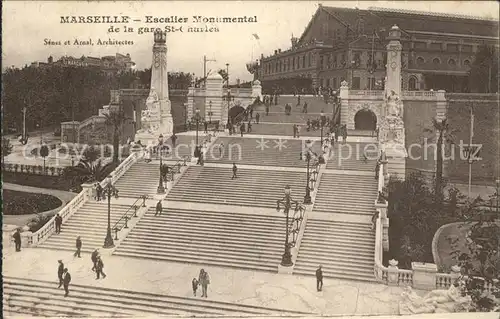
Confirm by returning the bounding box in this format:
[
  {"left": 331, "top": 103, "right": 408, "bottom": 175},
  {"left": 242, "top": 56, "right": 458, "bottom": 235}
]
[{"left": 192, "top": 269, "right": 211, "bottom": 298}]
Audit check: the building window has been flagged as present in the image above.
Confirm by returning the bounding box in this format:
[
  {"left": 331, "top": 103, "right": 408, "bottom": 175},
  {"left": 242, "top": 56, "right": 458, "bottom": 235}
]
[
  {"left": 462, "top": 45, "right": 472, "bottom": 52},
  {"left": 447, "top": 44, "right": 458, "bottom": 52},
  {"left": 308, "top": 53, "right": 312, "bottom": 67},
  {"left": 332, "top": 78, "right": 337, "bottom": 89},
  {"left": 414, "top": 42, "right": 426, "bottom": 50},
  {"left": 319, "top": 56, "right": 323, "bottom": 69},
  {"left": 408, "top": 76, "right": 418, "bottom": 91},
  {"left": 326, "top": 55, "right": 330, "bottom": 69},
  {"left": 333, "top": 55, "right": 337, "bottom": 68},
  {"left": 367, "top": 77, "right": 376, "bottom": 90},
  {"left": 463, "top": 59, "right": 471, "bottom": 67},
  {"left": 326, "top": 78, "right": 330, "bottom": 87},
  {"left": 358, "top": 18, "right": 364, "bottom": 35},
  {"left": 352, "top": 77, "right": 361, "bottom": 89},
  {"left": 433, "top": 58, "right": 441, "bottom": 65},
  {"left": 320, "top": 78, "right": 324, "bottom": 87},
  {"left": 430, "top": 42, "right": 442, "bottom": 50},
  {"left": 302, "top": 55, "right": 306, "bottom": 68},
  {"left": 417, "top": 56, "right": 425, "bottom": 65},
  {"left": 448, "top": 59, "right": 456, "bottom": 66}
]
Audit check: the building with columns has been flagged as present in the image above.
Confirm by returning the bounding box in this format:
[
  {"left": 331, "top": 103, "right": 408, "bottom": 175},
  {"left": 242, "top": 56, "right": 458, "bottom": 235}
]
[{"left": 257, "top": 5, "right": 498, "bottom": 94}]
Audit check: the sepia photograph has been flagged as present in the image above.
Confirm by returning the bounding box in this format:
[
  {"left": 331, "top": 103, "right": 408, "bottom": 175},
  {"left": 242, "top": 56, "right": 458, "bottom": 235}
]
[{"left": 1, "top": 1, "right": 499, "bottom": 318}]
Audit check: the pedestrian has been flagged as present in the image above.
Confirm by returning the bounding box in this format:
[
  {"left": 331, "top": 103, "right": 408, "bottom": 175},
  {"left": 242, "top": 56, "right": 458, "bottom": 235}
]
[
  {"left": 55, "top": 213, "right": 63, "bottom": 234},
  {"left": 296, "top": 125, "right": 301, "bottom": 138},
  {"left": 293, "top": 124, "right": 297, "bottom": 138},
  {"left": 265, "top": 105, "right": 269, "bottom": 116},
  {"left": 240, "top": 123, "right": 245, "bottom": 137},
  {"left": 255, "top": 113, "right": 260, "bottom": 124},
  {"left": 95, "top": 183, "right": 103, "bottom": 201},
  {"left": 192, "top": 277, "right": 199, "bottom": 296},
  {"left": 63, "top": 268, "right": 71, "bottom": 297},
  {"left": 342, "top": 125, "right": 347, "bottom": 143},
  {"left": 232, "top": 163, "right": 238, "bottom": 179},
  {"left": 171, "top": 133, "right": 178, "bottom": 148},
  {"left": 303, "top": 102, "right": 308, "bottom": 113},
  {"left": 74, "top": 236, "right": 82, "bottom": 258},
  {"left": 204, "top": 121, "right": 208, "bottom": 133},
  {"left": 57, "top": 260, "right": 64, "bottom": 288},
  {"left": 316, "top": 265, "right": 323, "bottom": 292},
  {"left": 91, "top": 249, "right": 99, "bottom": 272},
  {"left": 218, "top": 142, "right": 224, "bottom": 157},
  {"left": 95, "top": 256, "right": 106, "bottom": 279},
  {"left": 371, "top": 210, "right": 380, "bottom": 230},
  {"left": 375, "top": 159, "right": 381, "bottom": 180},
  {"left": 297, "top": 95, "right": 301, "bottom": 106},
  {"left": 307, "top": 119, "right": 311, "bottom": 131},
  {"left": 13, "top": 228, "right": 21, "bottom": 252},
  {"left": 198, "top": 269, "right": 210, "bottom": 298},
  {"left": 155, "top": 200, "right": 162, "bottom": 216}
]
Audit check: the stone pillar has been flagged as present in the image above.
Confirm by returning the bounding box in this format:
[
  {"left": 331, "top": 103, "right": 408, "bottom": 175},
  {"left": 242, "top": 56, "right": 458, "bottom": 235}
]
[
  {"left": 251, "top": 80, "right": 263, "bottom": 102},
  {"left": 339, "top": 80, "right": 349, "bottom": 126},
  {"left": 21, "top": 226, "right": 32, "bottom": 248},
  {"left": 387, "top": 259, "right": 400, "bottom": 286},
  {"left": 385, "top": 25, "right": 403, "bottom": 98},
  {"left": 412, "top": 262, "right": 438, "bottom": 290},
  {"left": 375, "top": 202, "right": 390, "bottom": 251},
  {"left": 81, "top": 183, "right": 95, "bottom": 201},
  {"left": 205, "top": 74, "right": 224, "bottom": 125}
]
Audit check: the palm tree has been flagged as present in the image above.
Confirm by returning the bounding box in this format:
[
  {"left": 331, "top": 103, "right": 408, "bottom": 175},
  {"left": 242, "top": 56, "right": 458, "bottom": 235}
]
[
  {"left": 104, "top": 106, "right": 130, "bottom": 164},
  {"left": 468, "top": 44, "right": 498, "bottom": 93},
  {"left": 424, "top": 118, "right": 457, "bottom": 203},
  {"left": 63, "top": 159, "right": 116, "bottom": 188}
]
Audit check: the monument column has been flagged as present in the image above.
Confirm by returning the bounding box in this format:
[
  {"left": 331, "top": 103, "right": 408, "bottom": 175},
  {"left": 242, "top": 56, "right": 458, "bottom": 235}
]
[{"left": 385, "top": 25, "right": 403, "bottom": 98}]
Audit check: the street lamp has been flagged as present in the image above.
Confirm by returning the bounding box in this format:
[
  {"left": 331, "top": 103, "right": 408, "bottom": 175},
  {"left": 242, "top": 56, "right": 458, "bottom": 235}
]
[
  {"left": 102, "top": 175, "right": 119, "bottom": 248},
  {"left": 208, "top": 101, "right": 213, "bottom": 123},
  {"left": 223, "top": 89, "right": 234, "bottom": 127},
  {"left": 276, "top": 185, "right": 304, "bottom": 267},
  {"left": 320, "top": 111, "right": 326, "bottom": 147},
  {"left": 300, "top": 140, "right": 317, "bottom": 204},
  {"left": 157, "top": 134, "right": 166, "bottom": 194}
]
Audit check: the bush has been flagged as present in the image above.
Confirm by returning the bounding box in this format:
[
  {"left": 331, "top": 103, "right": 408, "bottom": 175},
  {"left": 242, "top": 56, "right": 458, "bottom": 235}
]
[
  {"left": 3, "top": 189, "right": 62, "bottom": 215},
  {"left": 28, "top": 214, "right": 53, "bottom": 232},
  {"left": 2, "top": 171, "right": 74, "bottom": 191}
]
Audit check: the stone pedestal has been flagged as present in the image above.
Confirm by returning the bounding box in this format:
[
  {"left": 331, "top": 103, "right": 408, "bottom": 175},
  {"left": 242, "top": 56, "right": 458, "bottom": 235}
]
[
  {"left": 251, "top": 80, "right": 263, "bottom": 102},
  {"left": 81, "top": 183, "right": 96, "bottom": 201},
  {"left": 339, "top": 80, "right": 349, "bottom": 126},
  {"left": 412, "top": 262, "right": 437, "bottom": 290},
  {"left": 387, "top": 259, "right": 400, "bottom": 286},
  {"left": 278, "top": 264, "right": 294, "bottom": 274}
]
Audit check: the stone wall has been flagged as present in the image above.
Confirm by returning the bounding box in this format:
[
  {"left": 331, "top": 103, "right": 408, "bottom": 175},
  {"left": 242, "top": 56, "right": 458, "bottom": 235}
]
[{"left": 445, "top": 94, "right": 499, "bottom": 184}]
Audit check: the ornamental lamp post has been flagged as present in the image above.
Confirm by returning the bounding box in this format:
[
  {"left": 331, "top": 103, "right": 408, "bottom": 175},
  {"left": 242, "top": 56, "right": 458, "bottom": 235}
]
[
  {"left": 301, "top": 140, "right": 315, "bottom": 204},
  {"left": 276, "top": 185, "right": 294, "bottom": 267},
  {"left": 208, "top": 100, "right": 213, "bottom": 124},
  {"left": 320, "top": 111, "right": 325, "bottom": 147},
  {"left": 102, "top": 175, "right": 119, "bottom": 248},
  {"left": 157, "top": 134, "right": 166, "bottom": 194}
]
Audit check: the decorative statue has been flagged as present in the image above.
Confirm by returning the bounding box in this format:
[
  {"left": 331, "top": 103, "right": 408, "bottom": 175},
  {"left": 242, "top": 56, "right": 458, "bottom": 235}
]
[
  {"left": 399, "top": 282, "right": 472, "bottom": 315},
  {"left": 386, "top": 90, "right": 402, "bottom": 117}
]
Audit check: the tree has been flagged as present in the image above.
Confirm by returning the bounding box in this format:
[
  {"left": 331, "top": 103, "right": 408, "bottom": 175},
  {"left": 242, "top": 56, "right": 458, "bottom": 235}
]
[
  {"left": 424, "top": 117, "right": 457, "bottom": 204},
  {"left": 82, "top": 145, "right": 101, "bottom": 163},
  {"left": 104, "top": 108, "right": 130, "bottom": 164},
  {"left": 2, "top": 138, "right": 13, "bottom": 159},
  {"left": 449, "top": 197, "right": 500, "bottom": 312},
  {"left": 218, "top": 69, "right": 229, "bottom": 83},
  {"left": 39, "top": 144, "right": 49, "bottom": 172},
  {"left": 63, "top": 159, "right": 116, "bottom": 187},
  {"left": 468, "top": 44, "right": 499, "bottom": 93}
]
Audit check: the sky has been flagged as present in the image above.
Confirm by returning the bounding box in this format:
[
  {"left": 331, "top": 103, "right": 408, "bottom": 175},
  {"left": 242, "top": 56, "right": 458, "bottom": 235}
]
[{"left": 2, "top": 1, "right": 499, "bottom": 83}]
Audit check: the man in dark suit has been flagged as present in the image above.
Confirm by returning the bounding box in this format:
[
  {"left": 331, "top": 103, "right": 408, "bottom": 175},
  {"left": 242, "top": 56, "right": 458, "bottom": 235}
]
[
  {"left": 95, "top": 256, "right": 106, "bottom": 279},
  {"left": 63, "top": 268, "right": 71, "bottom": 297},
  {"left": 55, "top": 214, "right": 63, "bottom": 234},
  {"left": 155, "top": 200, "right": 162, "bottom": 216},
  {"left": 57, "top": 260, "right": 64, "bottom": 288},
  {"left": 74, "top": 236, "right": 82, "bottom": 258},
  {"left": 13, "top": 229, "right": 21, "bottom": 252},
  {"left": 316, "top": 265, "right": 323, "bottom": 292}
]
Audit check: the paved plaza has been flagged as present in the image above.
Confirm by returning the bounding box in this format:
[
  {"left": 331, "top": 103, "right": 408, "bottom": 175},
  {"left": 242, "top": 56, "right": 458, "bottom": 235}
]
[{"left": 4, "top": 248, "right": 406, "bottom": 316}]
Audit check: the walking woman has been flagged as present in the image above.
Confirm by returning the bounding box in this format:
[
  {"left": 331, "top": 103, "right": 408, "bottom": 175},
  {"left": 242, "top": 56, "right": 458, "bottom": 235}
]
[{"left": 198, "top": 269, "right": 210, "bottom": 298}]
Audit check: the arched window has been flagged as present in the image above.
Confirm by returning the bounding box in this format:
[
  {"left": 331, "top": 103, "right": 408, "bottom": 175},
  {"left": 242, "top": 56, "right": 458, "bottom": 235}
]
[
  {"left": 417, "top": 56, "right": 425, "bottom": 65},
  {"left": 433, "top": 58, "right": 441, "bottom": 65},
  {"left": 408, "top": 76, "right": 418, "bottom": 91},
  {"left": 302, "top": 55, "right": 306, "bottom": 68},
  {"left": 448, "top": 59, "right": 456, "bottom": 66},
  {"left": 308, "top": 53, "right": 312, "bottom": 67},
  {"left": 463, "top": 59, "right": 471, "bottom": 67}
]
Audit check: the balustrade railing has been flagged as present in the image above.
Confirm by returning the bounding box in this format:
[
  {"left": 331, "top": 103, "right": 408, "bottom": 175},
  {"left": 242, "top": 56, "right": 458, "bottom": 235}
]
[
  {"left": 100, "top": 151, "right": 142, "bottom": 187},
  {"left": 349, "top": 90, "right": 384, "bottom": 97},
  {"left": 111, "top": 195, "right": 148, "bottom": 241}
]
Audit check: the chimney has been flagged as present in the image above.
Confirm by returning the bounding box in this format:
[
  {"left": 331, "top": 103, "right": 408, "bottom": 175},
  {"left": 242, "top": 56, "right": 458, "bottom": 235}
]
[
  {"left": 274, "top": 50, "right": 278, "bottom": 55},
  {"left": 278, "top": 49, "right": 281, "bottom": 53}
]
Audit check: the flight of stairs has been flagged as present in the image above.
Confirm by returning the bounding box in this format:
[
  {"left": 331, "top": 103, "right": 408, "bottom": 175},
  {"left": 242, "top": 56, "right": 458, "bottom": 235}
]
[
  {"left": 258, "top": 112, "right": 329, "bottom": 124},
  {"left": 167, "top": 166, "right": 306, "bottom": 208},
  {"left": 313, "top": 173, "right": 377, "bottom": 216},
  {"left": 294, "top": 219, "right": 375, "bottom": 282},
  {"left": 38, "top": 202, "right": 132, "bottom": 253},
  {"left": 326, "top": 142, "right": 379, "bottom": 171},
  {"left": 205, "top": 137, "right": 322, "bottom": 167},
  {"left": 255, "top": 96, "right": 333, "bottom": 114},
  {"left": 114, "top": 161, "right": 162, "bottom": 198},
  {"left": 3, "top": 276, "right": 307, "bottom": 317},
  {"left": 113, "top": 208, "right": 287, "bottom": 272}
]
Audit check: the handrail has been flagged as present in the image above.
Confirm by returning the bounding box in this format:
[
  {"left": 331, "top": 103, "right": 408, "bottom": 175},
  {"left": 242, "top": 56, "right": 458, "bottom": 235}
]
[
  {"left": 111, "top": 195, "right": 148, "bottom": 240},
  {"left": 162, "top": 155, "right": 190, "bottom": 182}
]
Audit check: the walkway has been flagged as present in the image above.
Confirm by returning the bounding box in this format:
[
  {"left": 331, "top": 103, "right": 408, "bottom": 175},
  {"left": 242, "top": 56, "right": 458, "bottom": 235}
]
[
  {"left": 3, "top": 248, "right": 405, "bottom": 316},
  {"left": 2, "top": 183, "right": 76, "bottom": 227}
]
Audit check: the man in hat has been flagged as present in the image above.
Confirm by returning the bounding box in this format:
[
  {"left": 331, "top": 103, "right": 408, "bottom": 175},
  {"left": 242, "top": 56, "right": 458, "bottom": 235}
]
[
  {"left": 316, "top": 265, "right": 323, "bottom": 292},
  {"left": 95, "top": 256, "right": 106, "bottom": 279},
  {"left": 74, "top": 236, "right": 82, "bottom": 258},
  {"left": 63, "top": 268, "right": 71, "bottom": 297},
  {"left": 155, "top": 200, "right": 162, "bottom": 216},
  {"left": 91, "top": 249, "right": 99, "bottom": 272},
  {"left": 55, "top": 213, "right": 63, "bottom": 234},
  {"left": 57, "top": 260, "right": 64, "bottom": 288},
  {"left": 13, "top": 228, "right": 21, "bottom": 252}
]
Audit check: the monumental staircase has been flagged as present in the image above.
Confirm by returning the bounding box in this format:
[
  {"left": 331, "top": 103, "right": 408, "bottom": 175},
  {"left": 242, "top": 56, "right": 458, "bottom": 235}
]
[
  {"left": 205, "top": 136, "right": 322, "bottom": 168},
  {"left": 167, "top": 166, "right": 306, "bottom": 208},
  {"left": 37, "top": 202, "right": 134, "bottom": 253},
  {"left": 3, "top": 276, "right": 306, "bottom": 317},
  {"left": 114, "top": 207, "right": 288, "bottom": 272}
]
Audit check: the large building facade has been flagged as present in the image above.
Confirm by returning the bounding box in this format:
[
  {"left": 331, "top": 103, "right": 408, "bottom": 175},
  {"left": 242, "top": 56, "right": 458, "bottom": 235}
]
[
  {"left": 30, "top": 53, "right": 136, "bottom": 74},
  {"left": 257, "top": 6, "right": 499, "bottom": 93}
]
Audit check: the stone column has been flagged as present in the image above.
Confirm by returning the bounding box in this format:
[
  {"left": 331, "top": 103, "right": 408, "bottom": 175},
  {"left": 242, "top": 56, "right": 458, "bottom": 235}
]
[
  {"left": 387, "top": 259, "right": 400, "bottom": 286},
  {"left": 339, "top": 80, "right": 349, "bottom": 126},
  {"left": 385, "top": 25, "right": 403, "bottom": 98},
  {"left": 251, "top": 80, "right": 263, "bottom": 102},
  {"left": 412, "top": 262, "right": 438, "bottom": 290}
]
